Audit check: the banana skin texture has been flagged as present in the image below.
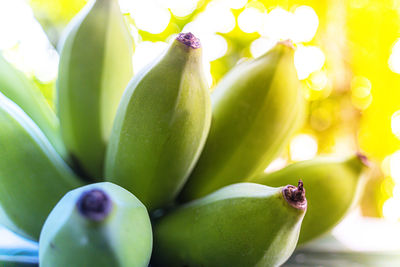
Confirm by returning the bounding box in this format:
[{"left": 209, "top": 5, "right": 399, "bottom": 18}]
[
  {"left": 57, "top": 0, "right": 133, "bottom": 179},
  {"left": 249, "top": 154, "right": 368, "bottom": 245},
  {"left": 153, "top": 182, "right": 307, "bottom": 267},
  {"left": 0, "top": 53, "right": 66, "bottom": 160},
  {"left": 39, "top": 182, "right": 153, "bottom": 267},
  {"left": 105, "top": 33, "right": 211, "bottom": 211},
  {"left": 179, "top": 41, "right": 305, "bottom": 201},
  {"left": 0, "top": 92, "right": 83, "bottom": 241}
]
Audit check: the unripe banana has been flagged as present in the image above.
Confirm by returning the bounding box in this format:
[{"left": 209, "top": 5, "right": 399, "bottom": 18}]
[
  {"left": 0, "top": 92, "right": 83, "bottom": 241},
  {"left": 39, "top": 182, "right": 153, "bottom": 267},
  {"left": 57, "top": 0, "right": 133, "bottom": 179},
  {"left": 153, "top": 182, "right": 307, "bottom": 267},
  {"left": 105, "top": 33, "right": 211, "bottom": 211},
  {"left": 249, "top": 154, "right": 368, "bottom": 245},
  {"left": 0, "top": 53, "right": 66, "bottom": 160},
  {"left": 179, "top": 41, "right": 305, "bottom": 201}
]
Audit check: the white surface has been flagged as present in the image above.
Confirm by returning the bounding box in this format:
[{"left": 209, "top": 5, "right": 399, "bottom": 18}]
[{"left": 0, "top": 225, "right": 37, "bottom": 249}]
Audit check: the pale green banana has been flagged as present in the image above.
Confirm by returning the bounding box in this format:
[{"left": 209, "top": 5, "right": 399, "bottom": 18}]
[
  {"left": 179, "top": 41, "right": 305, "bottom": 201},
  {"left": 57, "top": 0, "right": 133, "bottom": 179},
  {"left": 39, "top": 182, "right": 153, "bottom": 267},
  {"left": 105, "top": 33, "right": 211, "bottom": 211},
  {"left": 153, "top": 182, "right": 307, "bottom": 267},
  {"left": 249, "top": 154, "right": 368, "bottom": 245},
  {"left": 0, "top": 53, "right": 66, "bottom": 160},
  {"left": 0, "top": 92, "right": 84, "bottom": 241}
]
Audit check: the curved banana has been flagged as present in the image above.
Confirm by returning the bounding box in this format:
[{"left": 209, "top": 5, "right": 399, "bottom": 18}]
[
  {"left": 153, "top": 182, "right": 307, "bottom": 267},
  {"left": 0, "top": 92, "right": 84, "bottom": 241},
  {"left": 179, "top": 41, "right": 305, "bottom": 201},
  {"left": 39, "top": 182, "right": 153, "bottom": 267},
  {"left": 0, "top": 53, "right": 66, "bottom": 160},
  {"left": 249, "top": 154, "right": 368, "bottom": 245},
  {"left": 105, "top": 33, "right": 211, "bottom": 211},
  {"left": 57, "top": 0, "right": 133, "bottom": 179}
]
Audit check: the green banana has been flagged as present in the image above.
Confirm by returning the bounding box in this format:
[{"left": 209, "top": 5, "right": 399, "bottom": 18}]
[
  {"left": 0, "top": 92, "right": 84, "bottom": 241},
  {"left": 57, "top": 0, "right": 133, "bottom": 179},
  {"left": 179, "top": 41, "right": 305, "bottom": 201},
  {"left": 249, "top": 154, "right": 368, "bottom": 245},
  {"left": 0, "top": 53, "right": 66, "bottom": 160},
  {"left": 39, "top": 182, "right": 153, "bottom": 267},
  {"left": 105, "top": 33, "right": 211, "bottom": 211},
  {"left": 153, "top": 182, "right": 307, "bottom": 267}
]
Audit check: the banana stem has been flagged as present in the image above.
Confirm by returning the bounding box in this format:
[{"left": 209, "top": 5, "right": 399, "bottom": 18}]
[
  {"left": 176, "top": 32, "right": 201, "bottom": 49},
  {"left": 77, "top": 189, "right": 112, "bottom": 221},
  {"left": 283, "top": 180, "right": 307, "bottom": 210}
]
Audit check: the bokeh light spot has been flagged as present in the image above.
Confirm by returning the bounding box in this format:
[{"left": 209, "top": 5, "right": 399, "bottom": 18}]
[
  {"left": 292, "top": 6, "right": 319, "bottom": 43},
  {"left": 294, "top": 45, "right": 325, "bottom": 80},
  {"left": 250, "top": 38, "right": 276, "bottom": 58},
  {"left": 132, "top": 41, "right": 168, "bottom": 74},
  {"left": 290, "top": 134, "right": 318, "bottom": 161},
  {"left": 391, "top": 110, "right": 400, "bottom": 139},
  {"left": 238, "top": 7, "right": 264, "bottom": 33}
]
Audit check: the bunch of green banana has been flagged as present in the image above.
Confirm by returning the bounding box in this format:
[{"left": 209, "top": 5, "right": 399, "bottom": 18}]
[
  {"left": 179, "top": 41, "right": 305, "bottom": 202},
  {"left": 57, "top": 0, "right": 133, "bottom": 179},
  {"left": 39, "top": 182, "right": 153, "bottom": 267},
  {"left": 0, "top": 92, "right": 83, "bottom": 241},
  {"left": 0, "top": 53, "right": 66, "bottom": 160},
  {"left": 105, "top": 33, "right": 211, "bottom": 211},
  {"left": 249, "top": 154, "right": 368, "bottom": 245},
  {"left": 153, "top": 182, "right": 307, "bottom": 267}
]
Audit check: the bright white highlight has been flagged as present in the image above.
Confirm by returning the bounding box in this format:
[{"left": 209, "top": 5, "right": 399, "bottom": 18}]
[
  {"left": 294, "top": 45, "right": 325, "bottom": 80},
  {"left": 390, "top": 150, "right": 400, "bottom": 182},
  {"left": 201, "top": 34, "right": 228, "bottom": 62},
  {"left": 291, "top": 6, "right": 319, "bottom": 43},
  {"left": 259, "top": 8, "right": 293, "bottom": 40},
  {"left": 126, "top": 0, "right": 171, "bottom": 34},
  {"left": 391, "top": 110, "right": 400, "bottom": 139},
  {"left": 0, "top": 0, "right": 59, "bottom": 83},
  {"left": 389, "top": 39, "right": 400, "bottom": 73},
  {"left": 383, "top": 197, "right": 400, "bottom": 222},
  {"left": 290, "top": 134, "right": 318, "bottom": 161},
  {"left": 238, "top": 7, "right": 264, "bottom": 33},
  {"left": 264, "top": 157, "right": 287, "bottom": 173},
  {"left": 132, "top": 41, "right": 168, "bottom": 74},
  {"left": 157, "top": 0, "right": 199, "bottom": 17},
  {"left": 250, "top": 38, "right": 277, "bottom": 58}
]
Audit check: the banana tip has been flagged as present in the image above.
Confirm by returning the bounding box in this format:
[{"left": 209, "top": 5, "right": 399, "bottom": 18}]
[
  {"left": 283, "top": 180, "right": 307, "bottom": 210},
  {"left": 177, "top": 32, "right": 201, "bottom": 49},
  {"left": 277, "top": 39, "right": 295, "bottom": 49},
  {"left": 356, "top": 152, "right": 370, "bottom": 167},
  {"left": 77, "top": 189, "right": 113, "bottom": 221}
]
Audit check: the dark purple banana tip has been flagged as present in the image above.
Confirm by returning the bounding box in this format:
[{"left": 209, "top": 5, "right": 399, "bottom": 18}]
[
  {"left": 177, "top": 32, "right": 201, "bottom": 49},
  {"left": 283, "top": 180, "right": 307, "bottom": 210},
  {"left": 77, "top": 189, "right": 113, "bottom": 221}
]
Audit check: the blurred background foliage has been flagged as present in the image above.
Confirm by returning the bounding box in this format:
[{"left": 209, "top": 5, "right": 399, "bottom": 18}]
[{"left": 0, "top": 0, "right": 400, "bottom": 220}]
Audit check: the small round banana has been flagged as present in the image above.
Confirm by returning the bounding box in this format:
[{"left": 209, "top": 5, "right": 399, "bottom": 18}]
[
  {"left": 39, "top": 182, "right": 153, "bottom": 267},
  {"left": 249, "top": 154, "right": 368, "bottom": 244},
  {"left": 153, "top": 182, "right": 307, "bottom": 267}
]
